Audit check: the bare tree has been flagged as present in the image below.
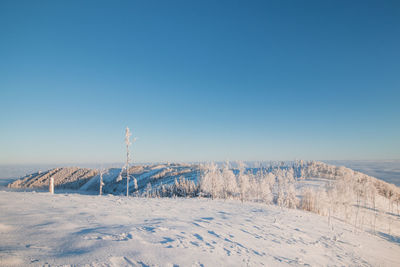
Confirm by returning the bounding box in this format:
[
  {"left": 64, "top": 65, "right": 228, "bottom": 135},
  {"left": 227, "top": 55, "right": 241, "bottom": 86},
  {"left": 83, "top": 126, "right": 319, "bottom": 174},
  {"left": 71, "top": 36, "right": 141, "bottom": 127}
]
[
  {"left": 99, "top": 168, "right": 106, "bottom": 196},
  {"left": 124, "top": 127, "right": 137, "bottom": 196},
  {"left": 125, "top": 127, "right": 131, "bottom": 197}
]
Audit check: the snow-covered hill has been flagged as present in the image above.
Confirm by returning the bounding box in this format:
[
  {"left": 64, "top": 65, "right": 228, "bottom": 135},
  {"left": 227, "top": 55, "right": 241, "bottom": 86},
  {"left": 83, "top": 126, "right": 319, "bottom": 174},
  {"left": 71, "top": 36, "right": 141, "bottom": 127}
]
[
  {"left": 7, "top": 163, "right": 200, "bottom": 194},
  {"left": 5, "top": 161, "right": 400, "bottom": 263},
  {"left": 8, "top": 167, "right": 98, "bottom": 190},
  {"left": 0, "top": 191, "right": 399, "bottom": 267}
]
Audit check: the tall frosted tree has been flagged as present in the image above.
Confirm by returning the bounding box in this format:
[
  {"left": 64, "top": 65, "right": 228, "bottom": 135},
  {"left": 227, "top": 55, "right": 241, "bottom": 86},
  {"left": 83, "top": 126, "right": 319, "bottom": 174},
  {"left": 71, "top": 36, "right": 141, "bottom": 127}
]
[
  {"left": 125, "top": 127, "right": 132, "bottom": 197},
  {"left": 99, "top": 168, "right": 106, "bottom": 196}
]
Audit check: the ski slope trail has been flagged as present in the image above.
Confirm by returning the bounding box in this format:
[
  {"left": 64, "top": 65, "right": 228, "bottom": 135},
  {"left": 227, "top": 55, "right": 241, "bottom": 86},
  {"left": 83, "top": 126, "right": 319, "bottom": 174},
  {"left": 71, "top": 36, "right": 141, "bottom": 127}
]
[{"left": 0, "top": 191, "right": 399, "bottom": 266}]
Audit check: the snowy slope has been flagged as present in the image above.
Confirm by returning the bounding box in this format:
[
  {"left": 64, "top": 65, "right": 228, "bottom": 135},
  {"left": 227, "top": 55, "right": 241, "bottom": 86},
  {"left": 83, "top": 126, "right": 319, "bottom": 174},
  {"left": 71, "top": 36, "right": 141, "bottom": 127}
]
[
  {"left": 6, "top": 162, "right": 400, "bottom": 199},
  {"left": 6, "top": 161, "right": 400, "bottom": 248},
  {"left": 0, "top": 191, "right": 399, "bottom": 267},
  {"left": 325, "top": 160, "right": 400, "bottom": 187},
  {"left": 8, "top": 167, "right": 98, "bottom": 190},
  {"left": 7, "top": 163, "right": 201, "bottom": 194}
]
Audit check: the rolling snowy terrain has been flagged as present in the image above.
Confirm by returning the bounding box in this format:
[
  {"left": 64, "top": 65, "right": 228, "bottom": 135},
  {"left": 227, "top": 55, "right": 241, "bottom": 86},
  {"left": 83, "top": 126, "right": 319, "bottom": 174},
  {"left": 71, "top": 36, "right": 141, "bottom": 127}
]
[
  {"left": 2, "top": 160, "right": 400, "bottom": 187},
  {"left": 325, "top": 160, "right": 400, "bottom": 187},
  {"left": 1, "top": 191, "right": 399, "bottom": 267},
  {"left": 1, "top": 161, "right": 400, "bottom": 266}
]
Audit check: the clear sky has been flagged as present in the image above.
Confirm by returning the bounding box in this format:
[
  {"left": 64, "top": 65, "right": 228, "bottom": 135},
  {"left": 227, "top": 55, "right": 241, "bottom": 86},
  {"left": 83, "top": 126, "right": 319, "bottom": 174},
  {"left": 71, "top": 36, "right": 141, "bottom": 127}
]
[{"left": 0, "top": 0, "right": 399, "bottom": 164}]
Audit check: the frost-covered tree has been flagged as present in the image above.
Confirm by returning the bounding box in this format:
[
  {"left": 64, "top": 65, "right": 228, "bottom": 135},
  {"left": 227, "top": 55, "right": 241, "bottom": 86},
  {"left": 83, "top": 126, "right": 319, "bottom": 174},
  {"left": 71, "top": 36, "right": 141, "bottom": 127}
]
[
  {"left": 157, "top": 176, "right": 199, "bottom": 198},
  {"left": 133, "top": 177, "right": 138, "bottom": 194},
  {"left": 366, "top": 181, "right": 378, "bottom": 233},
  {"left": 145, "top": 182, "right": 152, "bottom": 197},
  {"left": 260, "top": 177, "right": 273, "bottom": 204},
  {"left": 221, "top": 161, "right": 238, "bottom": 199},
  {"left": 125, "top": 127, "right": 132, "bottom": 197},
  {"left": 301, "top": 188, "right": 316, "bottom": 212},
  {"left": 284, "top": 170, "right": 298, "bottom": 208},
  {"left": 121, "top": 127, "right": 137, "bottom": 197},
  {"left": 237, "top": 162, "right": 250, "bottom": 202},
  {"left": 275, "top": 169, "right": 287, "bottom": 207},
  {"left": 99, "top": 169, "right": 106, "bottom": 196},
  {"left": 274, "top": 168, "right": 298, "bottom": 208},
  {"left": 247, "top": 173, "right": 259, "bottom": 202},
  {"left": 200, "top": 162, "right": 223, "bottom": 199},
  {"left": 49, "top": 177, "right": 54, "bottom": 194}
]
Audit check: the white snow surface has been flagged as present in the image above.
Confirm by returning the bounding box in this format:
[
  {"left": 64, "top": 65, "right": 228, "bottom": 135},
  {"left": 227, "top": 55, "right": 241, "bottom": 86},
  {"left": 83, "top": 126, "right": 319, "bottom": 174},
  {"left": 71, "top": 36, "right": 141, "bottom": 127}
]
[{"left": 0, "top": 191, "right": 399, "bottom": 267}]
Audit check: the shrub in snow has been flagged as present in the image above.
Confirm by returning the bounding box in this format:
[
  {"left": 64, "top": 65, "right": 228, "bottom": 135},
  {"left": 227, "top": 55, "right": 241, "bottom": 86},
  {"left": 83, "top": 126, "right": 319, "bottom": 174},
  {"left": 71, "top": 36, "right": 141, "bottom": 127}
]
[{"left": 300, "top": 188, "right": 328, "bottom": 215}]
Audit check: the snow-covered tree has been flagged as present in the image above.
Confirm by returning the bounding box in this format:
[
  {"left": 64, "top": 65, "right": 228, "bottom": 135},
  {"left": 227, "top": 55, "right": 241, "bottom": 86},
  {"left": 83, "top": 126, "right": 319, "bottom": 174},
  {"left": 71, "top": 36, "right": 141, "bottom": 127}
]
[
  {"left": 259, "top": 177, "right": 273, "bottom": 204},
  {"left": 49, "top": 177, "right": 54, "bottom": 194},
  {"left": 145, "top": 182, "right": 152, "bottom": 197},
  {"left": 221, "top": 161, "right": 238, "bottom": 199},
  {"left": 99, "top": 169, "right": 106, "bottom": 196},
  {"left": 133, "top": 177, "right": 138, "bottom": 194},
  {"left": 200, "top": 162, "right": 223, "bottom": 199},
  {"left": 125, "top": 127, "right": 132, "bottom": 197},
  {"left": 237, "top": 162, "right": 250, "bottom": 202},
  {"left": 122, "top": 127, "right": 137, "bottom": 197},
  {"left": 274, "top": 168, "right": 298, "bottom": 208}
]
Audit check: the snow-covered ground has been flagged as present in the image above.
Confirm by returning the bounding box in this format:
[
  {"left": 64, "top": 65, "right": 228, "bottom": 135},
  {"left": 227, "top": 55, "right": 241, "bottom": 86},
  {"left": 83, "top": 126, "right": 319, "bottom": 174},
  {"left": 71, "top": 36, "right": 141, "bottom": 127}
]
[
  {"left": 0, "top": 191, "right": 399, "bottom": 267},
  {"left": 2, "top": 161, "right": 400, "bottom": 266}
]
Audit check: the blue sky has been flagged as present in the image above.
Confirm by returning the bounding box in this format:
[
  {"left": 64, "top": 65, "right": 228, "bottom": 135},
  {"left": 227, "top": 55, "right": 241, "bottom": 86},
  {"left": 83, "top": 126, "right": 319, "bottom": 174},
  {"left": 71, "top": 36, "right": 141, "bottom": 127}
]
[{"left": 0, "top": 0, "right": 399, "bottom": 164}]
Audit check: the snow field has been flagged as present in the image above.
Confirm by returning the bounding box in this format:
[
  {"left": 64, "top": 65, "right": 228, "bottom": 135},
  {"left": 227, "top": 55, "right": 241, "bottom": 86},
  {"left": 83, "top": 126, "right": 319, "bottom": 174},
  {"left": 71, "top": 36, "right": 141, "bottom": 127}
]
[{"left": 0, "top": 191, "right": 399, "bottom": 266}]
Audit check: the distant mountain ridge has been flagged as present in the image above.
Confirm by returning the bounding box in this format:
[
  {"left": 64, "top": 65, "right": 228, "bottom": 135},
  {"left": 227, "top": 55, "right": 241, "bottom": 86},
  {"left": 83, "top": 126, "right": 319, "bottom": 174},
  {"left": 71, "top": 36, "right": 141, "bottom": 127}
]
[
  {"left": 8, "top": 163, "right": 201, "bottom": 194},
  {"left": 7, "top": 161, "right": 400, "bottom": 200},
  {"left": 8, "top": 167, "right": 98, "bottom": 190}
]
